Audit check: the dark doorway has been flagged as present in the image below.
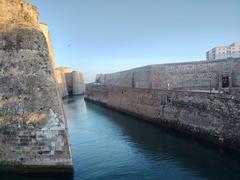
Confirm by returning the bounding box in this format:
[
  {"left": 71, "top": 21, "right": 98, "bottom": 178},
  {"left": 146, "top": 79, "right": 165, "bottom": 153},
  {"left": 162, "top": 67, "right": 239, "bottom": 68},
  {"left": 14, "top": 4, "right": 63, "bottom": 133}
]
[{"left": 222, "top": 76, "right": 229, "bottom": 88}]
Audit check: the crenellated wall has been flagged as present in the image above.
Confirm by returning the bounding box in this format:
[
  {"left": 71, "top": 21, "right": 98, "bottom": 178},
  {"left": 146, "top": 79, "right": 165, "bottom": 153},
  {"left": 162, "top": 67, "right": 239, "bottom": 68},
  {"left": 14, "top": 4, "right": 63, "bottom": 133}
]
[{"left": 0, "top": 0, "right": 73, "bottom": 174}]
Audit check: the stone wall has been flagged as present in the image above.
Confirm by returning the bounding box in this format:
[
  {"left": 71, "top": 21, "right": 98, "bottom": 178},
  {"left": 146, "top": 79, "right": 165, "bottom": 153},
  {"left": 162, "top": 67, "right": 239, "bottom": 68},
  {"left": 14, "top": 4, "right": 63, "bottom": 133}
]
[
  {"left": 85, "top": 84, "right": 240, "bottom": 151},
  {"left": 55, "top": 67, "right": 85, "bottom": 97},
  {"left": 39, "top": 23, "right": 55, "bottom": 67},
  {"left": 0, "top": 0, "right": 57, "bottom": 72},
  {"left": 55, "top": 69, "right": 69, "bottom": 98},
  {"left": 0, "top": 0, "right": 73, "bottom": 173},
  {"left": 97, "top": 58, "right": 240, "bottom": 94},
  {"left": 0, "top": 0, "right": 39, "bottom": 31},
  {"left": 72, "top": 71, "right": 85, "bottom": 95}
]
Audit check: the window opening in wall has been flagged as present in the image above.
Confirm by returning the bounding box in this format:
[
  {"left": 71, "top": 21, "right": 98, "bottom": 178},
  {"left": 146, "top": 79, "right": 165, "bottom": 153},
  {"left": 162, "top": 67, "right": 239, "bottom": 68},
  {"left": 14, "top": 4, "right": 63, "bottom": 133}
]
[
  {"left": 165, "top": 95, "right": 172, "bottom": 105},
  {"left": 222, "top": 76, "right": 229, "bottom": 88}
]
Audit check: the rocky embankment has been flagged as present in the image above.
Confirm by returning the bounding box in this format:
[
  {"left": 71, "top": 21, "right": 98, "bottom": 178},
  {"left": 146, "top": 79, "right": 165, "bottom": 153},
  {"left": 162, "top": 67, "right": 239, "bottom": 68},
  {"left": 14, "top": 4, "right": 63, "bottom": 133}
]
[{"left": 0, "top": 0, "right": 73, "bottom": 174}]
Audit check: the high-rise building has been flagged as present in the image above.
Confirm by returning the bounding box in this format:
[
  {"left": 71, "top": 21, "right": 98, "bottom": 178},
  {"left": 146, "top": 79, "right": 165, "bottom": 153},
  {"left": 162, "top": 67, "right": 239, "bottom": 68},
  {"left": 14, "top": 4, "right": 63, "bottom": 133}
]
[{"left": 207, "top": 43, "right": 240, "bottom": 61}]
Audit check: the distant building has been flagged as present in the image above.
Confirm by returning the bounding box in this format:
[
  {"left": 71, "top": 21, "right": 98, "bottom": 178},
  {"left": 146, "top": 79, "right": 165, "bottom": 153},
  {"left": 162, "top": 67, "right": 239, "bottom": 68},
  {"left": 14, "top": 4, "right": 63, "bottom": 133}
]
[{"left": 207, "top": 43, "right": 240, "bottom": 61}]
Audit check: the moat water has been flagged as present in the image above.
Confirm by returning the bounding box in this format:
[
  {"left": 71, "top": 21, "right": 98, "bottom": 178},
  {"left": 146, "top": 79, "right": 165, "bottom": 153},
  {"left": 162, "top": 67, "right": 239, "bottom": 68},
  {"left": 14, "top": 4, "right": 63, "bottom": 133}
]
[{"left": 2, "top": 96, "right": 240, "bottom": 180}]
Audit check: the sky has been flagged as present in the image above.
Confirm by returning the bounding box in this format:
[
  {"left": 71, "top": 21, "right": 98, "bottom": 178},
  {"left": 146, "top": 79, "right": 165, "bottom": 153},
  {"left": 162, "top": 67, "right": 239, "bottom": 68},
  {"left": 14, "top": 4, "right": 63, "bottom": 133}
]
[{"left": 28, "top": 0, "right": 240, "bottom": 82}]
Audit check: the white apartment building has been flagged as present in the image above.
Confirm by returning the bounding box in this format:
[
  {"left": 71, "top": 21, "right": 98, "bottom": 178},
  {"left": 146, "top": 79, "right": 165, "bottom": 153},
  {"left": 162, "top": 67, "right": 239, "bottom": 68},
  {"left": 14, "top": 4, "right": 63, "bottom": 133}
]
[{"left": 207, "top": 43, "right": 240, "bottom": 61}]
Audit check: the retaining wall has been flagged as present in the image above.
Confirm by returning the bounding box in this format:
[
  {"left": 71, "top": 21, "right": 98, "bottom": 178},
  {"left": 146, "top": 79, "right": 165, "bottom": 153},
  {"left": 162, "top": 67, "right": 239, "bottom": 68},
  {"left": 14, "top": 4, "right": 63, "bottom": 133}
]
[{"left": 85, "top": 84, "right": 240, "bottom": 151}]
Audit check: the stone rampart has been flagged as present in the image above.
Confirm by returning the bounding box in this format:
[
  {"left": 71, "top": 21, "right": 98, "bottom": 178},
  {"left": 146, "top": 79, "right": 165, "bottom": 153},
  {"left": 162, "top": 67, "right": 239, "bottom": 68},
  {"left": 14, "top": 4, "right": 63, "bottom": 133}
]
[
  {"left": 85, "top": 84, "right": 240, "bottom": 151},
  {"left": 55, "top": 67, "right": 85, "bottom": 97},
  {"left": 55, "top": 69, "right": 69, "bottom": 98},
  {"left": 39, "top": 23, "right": 55, "bottom": 67},
  {"left": 72, "top": 71, "right": 85, "bottom": 95},
  {"left": 0, "top": 0, "right": 73, "bottom": 173},
  {"left": 97, "top": 58, "right": 240, "bottom": 94},
  {"left": 0, "top": 0, "right": 39, "bottom": 31}
]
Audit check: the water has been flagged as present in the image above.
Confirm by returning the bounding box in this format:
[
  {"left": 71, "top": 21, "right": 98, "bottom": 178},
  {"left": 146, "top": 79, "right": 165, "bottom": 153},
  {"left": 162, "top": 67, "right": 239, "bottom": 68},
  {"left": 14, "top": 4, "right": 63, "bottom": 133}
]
[
  {"left": 65, "top": 96, "right": 240, "bottom": 180},
  {"left": 1, "top": 96, "right": 240, "bottom": 180}
]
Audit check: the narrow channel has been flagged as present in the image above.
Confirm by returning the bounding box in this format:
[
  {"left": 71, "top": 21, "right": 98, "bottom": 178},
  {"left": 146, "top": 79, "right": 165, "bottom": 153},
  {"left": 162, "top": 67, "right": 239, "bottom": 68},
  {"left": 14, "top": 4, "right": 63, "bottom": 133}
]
[{"left": 63, "top": 96, "right": 240, "bottom": 180}]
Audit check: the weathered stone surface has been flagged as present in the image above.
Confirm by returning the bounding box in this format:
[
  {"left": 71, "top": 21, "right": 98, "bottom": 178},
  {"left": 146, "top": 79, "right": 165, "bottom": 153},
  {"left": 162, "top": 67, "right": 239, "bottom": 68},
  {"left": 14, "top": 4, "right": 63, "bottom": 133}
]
[
  {"left": 0, "top": 0, "right": 55, "bottom": 67},
  {"left": 39, "top": 23, "right": 55, "bottom": 67},
  {"left": 55, "top": 69, "right": 69, "bottom": 98},
  {"left": 72, "top": 71, "right": 85, "bottom": 95},
  {"left": 0, "top": 0, "right": 39, "bottom": 31},
  {"left": 0, "top": 0, "right": 73, "bottom": 173},
  {"left": 65, "top": 72, "right": 73, "bottom": 95},
  {"left": 85, "top": 84, "right": 240, "bottom": 151},
  {"left": 97, "top": 58, "right": 240, "bottom": 94},
  {"left": 55, "top": 67, "right": 85, "bottom": 97}
]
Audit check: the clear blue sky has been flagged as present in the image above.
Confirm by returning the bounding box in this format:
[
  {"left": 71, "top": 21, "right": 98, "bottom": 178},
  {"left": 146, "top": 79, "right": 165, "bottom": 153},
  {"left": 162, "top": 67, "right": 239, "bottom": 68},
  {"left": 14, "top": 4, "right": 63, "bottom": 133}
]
[{"left": 29, "top": 0, "right": 240, "bottom": 82}]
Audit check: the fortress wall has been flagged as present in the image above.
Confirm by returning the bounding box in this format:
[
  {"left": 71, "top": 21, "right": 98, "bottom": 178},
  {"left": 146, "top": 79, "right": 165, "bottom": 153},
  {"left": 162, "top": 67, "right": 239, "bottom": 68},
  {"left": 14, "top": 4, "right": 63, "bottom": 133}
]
[
  {"left": 151, "top": 59, "right": 240, "bottom": 90},
  {"left": 39, "top": 24, "right": 55, "bottom": 67},
  {"left": 85, "top": 84, "right": 240, "bottom": 151},
  {"left": 97, "top": 66, "right": 152, "bottom": 88},
  {"left": 133, "top": 66, "right": 152, "bottom": 88},
  {"left": 65, "top": 73, "right": 73, "bottom": 95},
  {"left": 97, "top": 58, "right": 240, "bottom": 93},
  {"left": 0, "top": 0, "right": 39, "bottom": 31},
  {"left": 55, "top": 69, "right": 69, "bottom": 98},
  {"left": 72, "top": 71, "right": 85, "bottom": 95},
  {"left": 0, "top": 0, "right": 73, "bottom": 173},
  {"left": 55, "top": 67, "right": 85, "bottom": 97}
]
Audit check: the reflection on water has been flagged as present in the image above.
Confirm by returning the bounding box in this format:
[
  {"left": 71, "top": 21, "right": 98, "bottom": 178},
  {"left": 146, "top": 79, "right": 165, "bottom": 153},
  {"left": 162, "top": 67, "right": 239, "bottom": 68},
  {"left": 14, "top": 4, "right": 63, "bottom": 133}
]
[
  {"left": 0, "top": 174, "right": 73, "bottom": 180},
  {"left": 1, "top": 96, "right": 240, "bottom": 180},
  {"left": 65, "top": 96, "right": 240, "bottom": 180}
]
